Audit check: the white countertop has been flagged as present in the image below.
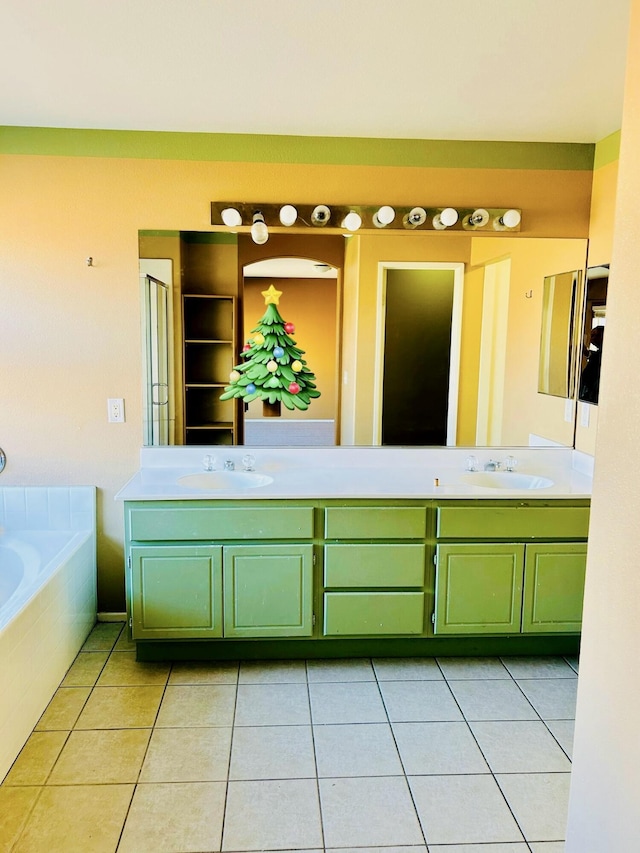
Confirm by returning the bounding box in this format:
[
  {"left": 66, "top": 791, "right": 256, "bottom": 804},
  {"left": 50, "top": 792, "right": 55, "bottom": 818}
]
[{"left": 115, "top": 446, "right": 593, "bottom": 501}]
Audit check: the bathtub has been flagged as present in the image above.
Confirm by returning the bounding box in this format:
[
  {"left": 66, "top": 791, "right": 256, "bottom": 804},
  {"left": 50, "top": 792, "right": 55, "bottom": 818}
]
[{"left": 0, "top": 487, "right": 96, "bottom": 783}]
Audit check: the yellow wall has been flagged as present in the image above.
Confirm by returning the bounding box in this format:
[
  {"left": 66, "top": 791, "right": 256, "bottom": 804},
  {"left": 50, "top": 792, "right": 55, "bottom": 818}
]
[{"left": 0, "top": 149, "right": 593, "bottom": 609}]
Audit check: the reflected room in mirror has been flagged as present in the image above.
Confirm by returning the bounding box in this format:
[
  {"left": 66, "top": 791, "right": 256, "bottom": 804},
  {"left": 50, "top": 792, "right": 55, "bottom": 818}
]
[
  {"left": 139, "top": 230, "right": 588, "bottom": 450},
  {"left": 578, "top": 265, "right": 608, "bottom": 406}
]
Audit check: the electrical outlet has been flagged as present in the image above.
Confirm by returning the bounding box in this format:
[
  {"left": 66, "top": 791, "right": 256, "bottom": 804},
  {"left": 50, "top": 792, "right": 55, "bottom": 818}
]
[
  {"left": 108, "top": 398, "right": 125, "bottom": 423},
  {"left": 579, "top": 402, "right": 590, "bottom": 428}
]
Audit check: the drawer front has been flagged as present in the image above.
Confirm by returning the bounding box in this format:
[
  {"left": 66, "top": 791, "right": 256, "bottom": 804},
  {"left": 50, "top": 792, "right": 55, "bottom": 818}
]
[
  {"left": 324, "top": 544, "right": 425, "bottom": 588},
  {"left": 436, "top": 505, "right": 589, "bottom": 540},
  {"left": 323, "top": 592, "right": 425, "bottom": 635},
  {"left": 128, "top": 505, "right": 315, "bottom": 541},
  {"left": 325, "top": 506, "right": 426, "bottom": 540}
]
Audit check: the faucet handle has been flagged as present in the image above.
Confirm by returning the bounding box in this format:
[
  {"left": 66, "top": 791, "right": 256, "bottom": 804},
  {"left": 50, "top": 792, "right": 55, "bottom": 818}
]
[
  {"left": 465, "top": 454, "right": 479, "bottom": 472},
  {"left": 203, "top": 454, "right": 216, "bottom": 472},
  {"left": 242, "top": 454, "right": 256, "bottom": 472},
  {"left": 505, "top": 455, "right": 518, "bottom": 472}
]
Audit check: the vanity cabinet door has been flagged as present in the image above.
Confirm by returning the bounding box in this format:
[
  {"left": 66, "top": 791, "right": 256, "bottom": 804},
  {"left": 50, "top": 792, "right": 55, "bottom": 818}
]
[
  {"left": 130, "top": 545, "right": 223, "bottom": 639},
  {"left": 434, "top": 543, "right": 525, "bottom": 635},
  {"left": 223, "top": 545, "right": 314, "bottom": 638},
  {"left": 522, "top": 543, "right": 587, "bottom": 633}
]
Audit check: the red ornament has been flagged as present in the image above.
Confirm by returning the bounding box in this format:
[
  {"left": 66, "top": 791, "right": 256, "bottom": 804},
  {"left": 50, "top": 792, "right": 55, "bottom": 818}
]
[
  {"left": 288, "top": 382, "right": 301, "bottom": 394},
  {"left": 284, "top": 322, "right": 295, "bottom": 334},
  {"left": 242, "top": 343, "right": 251, "bottom": 352}
]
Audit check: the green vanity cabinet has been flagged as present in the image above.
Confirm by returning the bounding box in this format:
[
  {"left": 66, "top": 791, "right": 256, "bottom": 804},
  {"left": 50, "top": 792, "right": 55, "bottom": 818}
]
[
  {"left": 130, "top": 545, "right": 223, "bottom": 639},
  {"left": 322, "top": 506, "right": 428, "bottom": 636},
  {"left": 434, "top": 502, "right": 589, "bottom": 636},
  {"left": 434, "top": 543, "right": 525, "bottom": 635},
  {"left": 223, "top": 544, "right": 314, "bottom": 638}
]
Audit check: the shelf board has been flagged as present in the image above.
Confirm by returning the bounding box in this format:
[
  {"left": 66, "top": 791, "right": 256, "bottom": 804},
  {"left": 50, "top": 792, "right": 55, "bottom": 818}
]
[
  {"left": 185, "top": 383, "right": 227, "bottom": 388},
  {"left": 186, "top": 422, "right": 234, "bottom": 430},
  {"left": 185, "top": 339, "right": 233, "bottom": 344}
]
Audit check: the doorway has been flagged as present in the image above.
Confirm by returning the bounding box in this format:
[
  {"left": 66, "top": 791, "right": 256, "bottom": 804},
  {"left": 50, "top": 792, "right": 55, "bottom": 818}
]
[{"left": 375, "top": 263, "right": 464, "bottom": 446}]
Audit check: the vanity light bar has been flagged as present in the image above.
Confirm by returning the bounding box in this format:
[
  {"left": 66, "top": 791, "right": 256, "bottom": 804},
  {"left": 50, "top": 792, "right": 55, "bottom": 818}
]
[{"left": 211, "top": 203, "right": 522, "bottom": 234}]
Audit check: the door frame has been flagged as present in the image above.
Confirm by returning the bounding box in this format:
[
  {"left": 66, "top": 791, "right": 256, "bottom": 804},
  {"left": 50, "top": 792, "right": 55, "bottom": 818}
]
[{"left": 373, "top": 262, "right": 465, "bottom": 446}]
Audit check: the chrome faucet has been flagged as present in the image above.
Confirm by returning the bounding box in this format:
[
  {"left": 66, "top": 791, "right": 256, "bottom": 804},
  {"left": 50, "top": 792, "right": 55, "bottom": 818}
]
[
  {"left": 224, "top": 459, "right": 235, "bottom": 471},
  {"left": 484, "top": 459, "right": 501, "bottom": 472},
  {"left": 203, "top": 454, "right": 215, "bottom": 472}
]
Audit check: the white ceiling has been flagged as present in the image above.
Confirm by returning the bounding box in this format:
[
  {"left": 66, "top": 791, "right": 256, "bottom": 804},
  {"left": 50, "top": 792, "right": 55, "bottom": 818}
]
[{"left": 1, "top": 0, "right": 630, "bottom": 143}]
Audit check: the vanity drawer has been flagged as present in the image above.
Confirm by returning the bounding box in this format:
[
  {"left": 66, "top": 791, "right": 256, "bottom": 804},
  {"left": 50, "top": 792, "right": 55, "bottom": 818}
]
[
  {"left": 323, "top": 592, "right": 425, "bottom": 635},
  {"left": 324, "top": 506, "right": 426, "bottom": 540},
  {"left": 128, "top": 505, "right": 315, "bottom": 541},
  {"left": 436, "top": 505, "right": 590, "bottom": 540},
  {"left": 324, "top": 544, "right": 425, "bottom": 588}
]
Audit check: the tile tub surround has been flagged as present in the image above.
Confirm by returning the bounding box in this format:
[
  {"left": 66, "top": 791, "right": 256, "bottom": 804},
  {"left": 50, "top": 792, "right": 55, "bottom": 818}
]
[
  {"left": 1, "top": 622, "right": 578, "bottom": 852},
  {"left": 0, "top": 486, "right": 97, "bottom": 785},
  {"left": 115, "top": 445, "right": 593, "bottom": 500}
]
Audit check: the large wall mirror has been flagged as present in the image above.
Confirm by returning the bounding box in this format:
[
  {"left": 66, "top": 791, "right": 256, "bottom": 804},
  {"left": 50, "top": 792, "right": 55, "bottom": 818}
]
[{"left": 139, "top": 230, "right": 589, "bottom": 449}]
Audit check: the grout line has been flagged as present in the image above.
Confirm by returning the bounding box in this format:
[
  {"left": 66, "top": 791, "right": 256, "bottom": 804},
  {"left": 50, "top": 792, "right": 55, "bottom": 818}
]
[
  {"left": 219, "top": 659, "right": 241, "bottom": 852},
  {"left": 306, "top": 659, "right": 328, "bottom": 852}
]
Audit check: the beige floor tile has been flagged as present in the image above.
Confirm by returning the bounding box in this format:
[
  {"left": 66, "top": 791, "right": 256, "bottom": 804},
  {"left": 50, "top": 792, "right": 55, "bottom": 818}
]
[
  {"left": 169, "top": 660, "right": 239, "bottom": 684},
  {"left": 448, "top": 679, "right": 538, "bottom": 721},
  {"left": 118, "top": 781, "right": 226, "bottom": 853},
  {"left": 379, "top": 681, "right": 462, "bottom": 723},
  {"left": 75, "top": 686, "right": 164, "bottom": 729},
  {"left": 496, "top": 773, "right": 571, "bottom": 842},
  {"left": 13, "top": 783, "right": 134, "bottom": 853},
  {"left": 314, "top": 723, "right": 403, "bottom": 777},
  {"left": 81, "top": 621, "right": 124, "bottom": 651},
  {"left": 239, "top": 659, "right": 307, "bottom": 683},
  {"left": 372, "top": 657, "right": 443, "bottom": 681},
  {"left": 429, "top": 845, "right": 529, "bottom": 852},
  {"left": 3, "top": 732, "right": 68, "bottom": 786},
  {"left": 47, "top": 728, "right": 151, "bottom": 784},
  {"left": 140, "top": 726, "right": 232, "bottom": 782},
  {"left": 501, "top": 656, "right": 578, "bottom": 679},
  {"left": 546, "top": 719, "right": 575, "bottom": 758},
  {"left": 392, "top": 721, "right": 489, "bottom": 775},
  {"left": 564, "top": 655, "right": 579, "bottom": 674},
  {"left": 307, "top": 658, "right": 375, "bottom": 682},
  {"left": 319, "top": 776, "right": 424, "bottom": 848},
  {"left": 230, "top": 725, "right": 315, "bottom": 780},
  {"left": 96, "top": 651, "right": 170, "bottom": 686},
  {"left": 327, "top": 848, "right": 426, "bottom": 853},
  {"left": 235, "top": 683, "right": 311, "bottom": 726},
  {"left": 60, "top": 651, "right": 109, "bottom": 687},
  {"left": 155, "top": 684, "right": 236, "bottom": 727},
  {"left": 409, "top": 774, "right": 525, "bottom": 845},
  {"left": 0, "top": 786, "right": 40, "bottom": 850},
  {"left": 34, "top": 687, "right": 91, "bottom": 731},
  {"left": 223, "top": 778, "right": 323, "bottom": 851},
  {"left": 516, "top": 678, "right": 578, "bottom": 720},
  {"left": 470, "top": 720, "right": 572, "bottom": 773},
  {"left": 437, "top": 657, "right": 511, "bottom": 680},
  {"left": 113, "top": 628, "right": 137, "bottom": 652},
  {"left": 528, "top": 843, "right": 567, "bottom": 852},
  {"left": 309, "top": 682, "right": 386, "bottom": 724}
]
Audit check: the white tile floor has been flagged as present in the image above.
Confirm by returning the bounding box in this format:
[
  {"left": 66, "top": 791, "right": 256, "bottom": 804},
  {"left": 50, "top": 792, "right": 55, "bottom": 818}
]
[{"left": 0, "top": 622, "right": 577, "bottom": 852}]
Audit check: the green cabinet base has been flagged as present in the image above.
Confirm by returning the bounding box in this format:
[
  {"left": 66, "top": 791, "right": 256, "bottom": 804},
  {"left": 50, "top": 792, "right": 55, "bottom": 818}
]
[{"left": 135, "top": 634, "right": 580, "bottom": 662}]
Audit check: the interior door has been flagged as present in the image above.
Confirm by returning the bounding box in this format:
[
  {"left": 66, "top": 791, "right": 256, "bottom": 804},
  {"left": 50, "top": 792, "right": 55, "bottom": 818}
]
[{"left": 381, "top": 268, "right": 456, "bottom": 445}]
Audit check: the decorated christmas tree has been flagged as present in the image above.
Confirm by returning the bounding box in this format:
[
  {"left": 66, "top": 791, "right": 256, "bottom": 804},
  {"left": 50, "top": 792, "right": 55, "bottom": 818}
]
[{"left": 220, "top": 285, "right": 320, "bottom": 416}]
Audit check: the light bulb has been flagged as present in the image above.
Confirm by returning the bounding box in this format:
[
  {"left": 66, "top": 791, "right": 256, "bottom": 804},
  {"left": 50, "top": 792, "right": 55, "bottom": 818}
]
[
  {"left": 403, "top": 207, "right": 427, "bottom": 229},
  {"left": 373, "top": 205, "right": 395, "bottom": 227},
  {"left": 221, "top": 207, "right": 242, "bottom": 227},
  {"left": 342, "top": 211, "right": 362, "bottom": 231},
  {"left": 250, "top": 212, "right": 269, "bottom": 245},
  {"left": 463, "top": 208, "right": 490, "bottom": 229},
  {"left": 440, "top": 207, "right": 459, "bottom": 227},
  {"left": 311, "top": 205, "right": 331, "bottom": 225},
  {"left": 279, "top": 205, "right": 298, "bottom": 226},
  {"left": 501, "top": 209, "right": 521, "bottom": 228}
]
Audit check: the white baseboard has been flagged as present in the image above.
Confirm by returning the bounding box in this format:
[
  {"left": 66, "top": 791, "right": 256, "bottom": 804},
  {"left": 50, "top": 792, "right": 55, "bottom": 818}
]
[{"left": 97, "top": 611, "right": 128, "bottom": 622}]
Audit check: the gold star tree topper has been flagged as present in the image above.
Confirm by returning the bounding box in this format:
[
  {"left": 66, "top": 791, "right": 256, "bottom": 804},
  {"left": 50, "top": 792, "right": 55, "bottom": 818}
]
[{"left": 262, "top": 284, "right": 282, "bottom": 305}]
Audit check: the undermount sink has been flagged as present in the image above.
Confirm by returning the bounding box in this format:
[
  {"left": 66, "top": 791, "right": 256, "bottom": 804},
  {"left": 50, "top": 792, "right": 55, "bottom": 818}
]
[
  {"left": 178, "top": 471, "right": 274, "bottom": 490},
  {"left": 462, "top": 472, "right": 554, "bottom": 490}
]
